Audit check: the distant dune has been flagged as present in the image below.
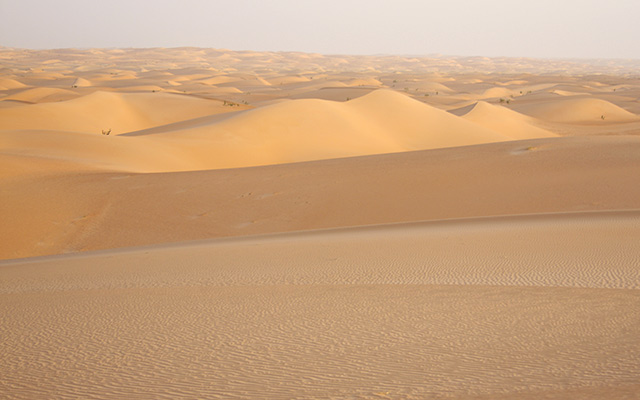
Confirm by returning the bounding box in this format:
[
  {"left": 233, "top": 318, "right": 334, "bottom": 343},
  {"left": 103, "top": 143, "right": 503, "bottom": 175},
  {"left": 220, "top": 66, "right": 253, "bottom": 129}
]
[
  {"left": 0, "top": 78, "right": 28, "bottom": 90},
  {"left": 455, "top": 101, "right": 557, "bottom": 140},
  {"left": 71, "top": 77, "right": 92, "bottom": 87},
  {"left": 1, "top": 89, "right": 564, "bottom": 172},
  {"left": 513, "top": 97, "right": 640, "bottom": 124},
  {"left": 3, "top": 87, "right": 79, "bottom": 103},
  {"left": 0, "top": 91, "right": 243, "bottom": 134},
  {"left": 159, "top": 89, "right": 510, "bottom": 169}
]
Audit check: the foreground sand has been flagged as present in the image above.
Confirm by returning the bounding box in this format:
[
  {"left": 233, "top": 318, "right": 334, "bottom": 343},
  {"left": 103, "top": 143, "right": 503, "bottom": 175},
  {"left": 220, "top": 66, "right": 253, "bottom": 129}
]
[
  {"left": 2, "top": 212, "right": 640, "bottom": 398},
  {"left": 1, "top": 48, "right": 640, "bottom": 398}
]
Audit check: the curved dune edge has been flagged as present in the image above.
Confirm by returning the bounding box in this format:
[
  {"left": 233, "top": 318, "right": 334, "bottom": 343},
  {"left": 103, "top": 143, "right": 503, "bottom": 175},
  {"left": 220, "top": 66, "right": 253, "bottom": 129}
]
[
  {"left": 1, "top": 90, "right": 560, "bottom": 172},
  {"left": 4, "top": 208, "right": 639, "bottom": 272},
  {"left": 1, "top": 210, "right": 639, "bottom": 399},
  {"left": 2, "top": 135, "right": 640, "bottom": 260},
  {"left": 454, "top": 101, "right": 556, "bottom": 140}
]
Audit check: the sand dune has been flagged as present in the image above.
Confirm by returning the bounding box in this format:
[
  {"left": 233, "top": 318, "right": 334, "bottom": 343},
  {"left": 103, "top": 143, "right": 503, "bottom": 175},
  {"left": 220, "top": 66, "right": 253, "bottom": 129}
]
[
  {"left": 344, "top": 77, "right": 383, "bottom": 86},
  {"left": 3, "top": 87, "right": 79, "bottom": 103},
  {"left": 71, "top": 77, "right": 91, "bottom": 87},
  {"left": 289, "top": 86, "right": 373, "bottom": 101},
  {"left": 2, "top": 89, "right": 535, "bottom": 174},
  {"left": 2, "top": 47, "right": 640, "bottom": 399},
  {"left": 0, "top": 129, "right": 193, "bottom": 173},
  {"left": 196, "top": 75, "right": 241, "bottom": 85},
  {"left": 0, "top": 78, "right": 28, "bottom": 90},
  {"left": 266, "top": 75, "right": 312, "bottom": 85},
  {"left": 513, "top": 97, "right": 640, "bottom": 123},
  {"left": 2, "top": 135, "right": 639, "bottom": 260},
  {"left": 501, "top": 79, "right": 528, "bottom": 85},
  {"left": 205, "top": 86, "right": 243, "bottom": 94},
  {"left": 550, "top": 89, "right": 591, "bottom": 96},
  {"left": 162, "top": 89, "right": 510, "bottom": 168},
  {"left": 217, "top": 74, "right": 272, "bottom": 88},
  {"left": 477, "top": 86, "right": 516, "bottom": 99},
  {"left": 455, "top": 101, "right": 557, "bottom": 140},
  {"left": 0, "top": 91, "right": 242, "bottom": 134},
  {"left": 416, "top": 81, "right": 453, "bottom": 93}
]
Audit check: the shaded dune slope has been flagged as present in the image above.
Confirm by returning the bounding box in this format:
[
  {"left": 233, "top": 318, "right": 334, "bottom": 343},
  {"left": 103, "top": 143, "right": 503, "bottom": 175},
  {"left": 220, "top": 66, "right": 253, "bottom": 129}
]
[
  {"left": 156, "top": 89, "right": 509, "bottom": 168},
  {"left": 2, "top": 135, "right": 639, "bottom": 259},
  {"left": 454, "top": 101, "right": 557, "bottom": 140}
]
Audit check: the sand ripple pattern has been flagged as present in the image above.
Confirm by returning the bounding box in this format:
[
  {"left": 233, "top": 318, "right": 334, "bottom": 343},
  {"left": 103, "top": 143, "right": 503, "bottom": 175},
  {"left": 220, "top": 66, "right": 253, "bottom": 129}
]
[
  {"left": 1, "top": 211, "right": 640, "bottom": 399},
  {"left": 2, "top": 211, "right": 639, "bottom": 293}
]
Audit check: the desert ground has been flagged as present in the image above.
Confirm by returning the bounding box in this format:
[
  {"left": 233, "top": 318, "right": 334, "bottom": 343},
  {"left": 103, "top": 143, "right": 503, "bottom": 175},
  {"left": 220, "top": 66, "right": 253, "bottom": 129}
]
[{"left": 1, "top": 47, "right": 639, "bottom": 399}]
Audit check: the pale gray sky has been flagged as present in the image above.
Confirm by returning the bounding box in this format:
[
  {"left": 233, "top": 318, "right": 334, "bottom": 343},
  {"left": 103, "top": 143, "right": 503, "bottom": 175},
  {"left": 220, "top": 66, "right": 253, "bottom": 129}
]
[{"left": 0, "top": 0, "right": 638, "bottom": 59}]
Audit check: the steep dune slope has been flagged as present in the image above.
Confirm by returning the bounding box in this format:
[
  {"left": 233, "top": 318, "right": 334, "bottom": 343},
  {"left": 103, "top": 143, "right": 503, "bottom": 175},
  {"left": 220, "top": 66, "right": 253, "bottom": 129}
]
[
  {"left": 71, "top": 77, "right": 92, "bottom": 87},
  {"left": 456, "top": 101, "right": 557, "bottom": 140},
  {"left": 141, "top": 90, "right": 513, "bottom": 169}
]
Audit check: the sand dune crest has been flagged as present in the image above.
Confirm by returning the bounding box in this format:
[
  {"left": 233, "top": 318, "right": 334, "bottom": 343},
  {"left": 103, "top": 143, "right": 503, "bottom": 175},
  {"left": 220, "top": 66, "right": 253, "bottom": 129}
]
[
  {"left": 457, "top": 101, "right": 557, "bottom": 140},
  {"left": 141, "top": 89, "right": 512, "bottom": 169}
]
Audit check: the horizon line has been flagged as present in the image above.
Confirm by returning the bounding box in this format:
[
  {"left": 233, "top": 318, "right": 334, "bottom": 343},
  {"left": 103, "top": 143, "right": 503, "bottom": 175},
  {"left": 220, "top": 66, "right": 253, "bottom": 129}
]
[{"left": 2, "top": 45, "right": 639, "bottom": 63}]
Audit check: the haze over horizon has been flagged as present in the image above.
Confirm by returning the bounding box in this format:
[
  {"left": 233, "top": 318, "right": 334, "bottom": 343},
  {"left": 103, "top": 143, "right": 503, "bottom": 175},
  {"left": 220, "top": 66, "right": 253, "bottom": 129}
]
[{"left": 1, "top": 0, "right": 639, "bottom": 60}]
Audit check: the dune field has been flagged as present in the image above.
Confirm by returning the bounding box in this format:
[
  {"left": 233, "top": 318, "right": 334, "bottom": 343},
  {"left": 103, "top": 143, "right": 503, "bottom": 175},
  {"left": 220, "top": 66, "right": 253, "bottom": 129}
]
[{"left": 1, "top": 47, "right": 640, "bottom": 399}]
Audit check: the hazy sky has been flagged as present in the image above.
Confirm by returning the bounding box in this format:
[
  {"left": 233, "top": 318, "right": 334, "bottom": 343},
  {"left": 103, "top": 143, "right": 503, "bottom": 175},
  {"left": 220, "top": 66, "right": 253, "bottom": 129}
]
[{"left": 1, "top": 0, "right": 638, "bottom": 59}]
